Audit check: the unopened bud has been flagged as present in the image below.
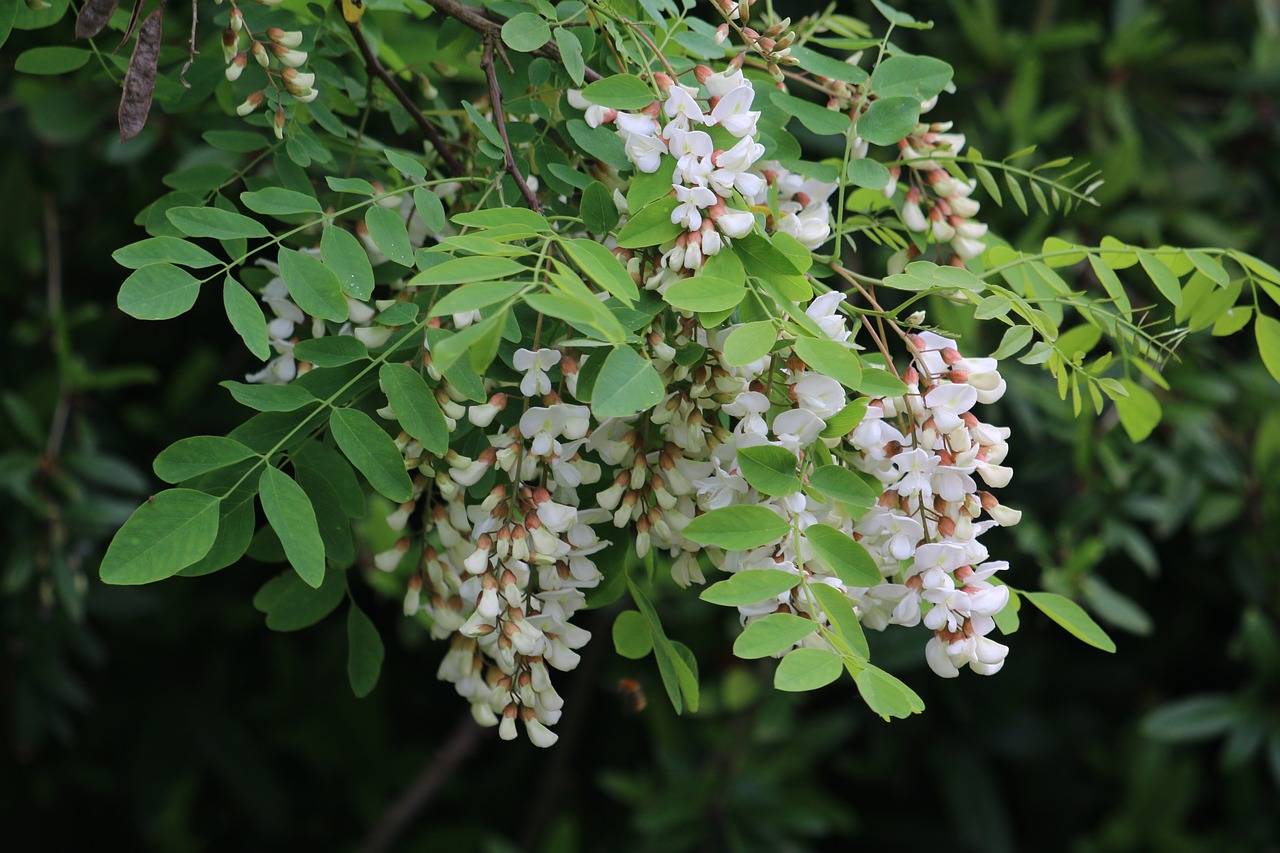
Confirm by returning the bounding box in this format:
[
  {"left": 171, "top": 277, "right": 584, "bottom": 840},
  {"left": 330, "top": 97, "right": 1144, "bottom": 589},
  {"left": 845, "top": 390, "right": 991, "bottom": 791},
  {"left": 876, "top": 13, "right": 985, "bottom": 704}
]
[
  {"left": 252, "top": 41, "right": 270, "bottom": 68},
  {"left": 225, "top": 53, "right": 248, "bottom": 82},
  {"left": 273, "top": 107, "right": 286, "bottom": 140},
  {"left": 236, "top": 91, "right": 265, "bottom": 116},
  {"left": 267, "top": 27, "right": 303, "bottom": 48}
]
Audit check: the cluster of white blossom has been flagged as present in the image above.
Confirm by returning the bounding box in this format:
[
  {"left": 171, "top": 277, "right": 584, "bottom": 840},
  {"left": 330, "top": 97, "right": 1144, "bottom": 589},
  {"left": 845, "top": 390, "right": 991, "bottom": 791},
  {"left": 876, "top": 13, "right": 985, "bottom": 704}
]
[
  {"left": 570, "top": 59, "right": 836, "bottom": 287},
  {"left": 846, "top": 331, "right": 1019, "bottom": 677},
  {"left": 221, "top": 0, "right": 317, "bottom": 136},
  {"left": 375, "top": 350, "right": 609, "bottom": 748},
  {"left": 237, "top": 52, "right": 1011, "bottom": 744}
]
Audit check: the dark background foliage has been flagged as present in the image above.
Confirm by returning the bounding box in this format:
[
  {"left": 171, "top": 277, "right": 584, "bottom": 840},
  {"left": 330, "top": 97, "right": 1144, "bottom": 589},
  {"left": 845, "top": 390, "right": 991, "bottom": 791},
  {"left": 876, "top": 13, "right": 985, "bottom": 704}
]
[{"left": 2, "top": 0, "right": 1278, "bottom": 850}]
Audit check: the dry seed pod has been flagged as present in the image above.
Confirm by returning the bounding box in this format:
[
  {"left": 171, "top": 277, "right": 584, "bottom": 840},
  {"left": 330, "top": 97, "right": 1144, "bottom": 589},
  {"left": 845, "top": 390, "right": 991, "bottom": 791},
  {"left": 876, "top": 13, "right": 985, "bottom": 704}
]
[
  {"left": 118, "top": 6, "right": 163, "bottom": 141},
  {"left": 74, "top": 0, "right": 121, "bottom": 39}
]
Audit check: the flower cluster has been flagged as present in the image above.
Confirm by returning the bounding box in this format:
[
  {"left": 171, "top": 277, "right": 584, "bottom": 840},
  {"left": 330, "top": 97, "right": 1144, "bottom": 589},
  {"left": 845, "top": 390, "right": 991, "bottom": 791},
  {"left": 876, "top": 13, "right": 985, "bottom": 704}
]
[
  {"left": 238, "top": 53, "right": 1010, "bottom": 745},
  {"left": 222, "top": 0, "right": 318, "bottom": 138},
  {"left": 846, "top": 331, "right": 1019, "bottom": 677}
]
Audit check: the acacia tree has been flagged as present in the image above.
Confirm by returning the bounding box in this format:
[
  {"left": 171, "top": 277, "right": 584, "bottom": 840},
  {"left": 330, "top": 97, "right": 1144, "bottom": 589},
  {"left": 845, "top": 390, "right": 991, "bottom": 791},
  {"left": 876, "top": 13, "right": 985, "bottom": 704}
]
[{"left": 13, "top": 0, "right": 1280, "bottom": 747}]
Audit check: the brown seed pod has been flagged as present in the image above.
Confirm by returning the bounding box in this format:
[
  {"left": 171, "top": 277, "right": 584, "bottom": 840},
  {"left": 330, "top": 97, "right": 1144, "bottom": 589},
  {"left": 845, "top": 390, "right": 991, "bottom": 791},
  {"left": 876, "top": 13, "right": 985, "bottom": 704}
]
[{"left": 118, "top": 6, "right": 163, "bottom": 142}]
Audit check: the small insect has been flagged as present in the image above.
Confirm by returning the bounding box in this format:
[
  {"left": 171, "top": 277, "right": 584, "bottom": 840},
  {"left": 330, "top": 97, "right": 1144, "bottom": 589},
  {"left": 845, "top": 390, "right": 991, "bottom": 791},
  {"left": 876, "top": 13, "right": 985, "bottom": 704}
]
[
  {"left": 340, "top": 0, "right": 365, "bottom": 25},
  {"left": 615, "top": 678, "right": 647, "bottom": 714}
]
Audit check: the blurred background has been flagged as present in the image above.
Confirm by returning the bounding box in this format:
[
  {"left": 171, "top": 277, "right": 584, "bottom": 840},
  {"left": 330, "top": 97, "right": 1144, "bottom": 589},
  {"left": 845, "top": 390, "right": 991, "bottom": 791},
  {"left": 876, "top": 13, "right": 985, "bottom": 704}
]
[{"left": 2, "top": 0, "right": 1279, "bottom": 850}]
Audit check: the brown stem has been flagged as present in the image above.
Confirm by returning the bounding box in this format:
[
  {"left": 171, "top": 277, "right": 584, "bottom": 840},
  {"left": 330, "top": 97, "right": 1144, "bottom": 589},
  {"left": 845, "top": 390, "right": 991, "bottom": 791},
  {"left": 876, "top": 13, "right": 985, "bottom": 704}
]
[
  {"left": 426, "top": 0, "right": 603, "bottom": 82},
  {"left": 483, "top": 36, "right": 544, "bottom": 213},
  {"left": 342, "top": 10, "right": 464, "bottom": 177},
  {"left": 357, "top": 713, "right": 487, "bottom": 853}
]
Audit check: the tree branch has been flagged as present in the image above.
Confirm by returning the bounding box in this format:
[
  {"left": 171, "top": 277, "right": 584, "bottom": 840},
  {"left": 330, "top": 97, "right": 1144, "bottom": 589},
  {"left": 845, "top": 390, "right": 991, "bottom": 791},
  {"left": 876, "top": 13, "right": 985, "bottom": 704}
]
[
  {"left": 357, "top": 713, "right": 487, "bottom": 853},
  {"left": 426, "top": 0, "right": 603, "bottom": 82},
  {"left": 482, "top": 37, "right": 543, "bottom": 214},
  {"left": 342, "top": 11, "right": 464, "bottom": 177}
]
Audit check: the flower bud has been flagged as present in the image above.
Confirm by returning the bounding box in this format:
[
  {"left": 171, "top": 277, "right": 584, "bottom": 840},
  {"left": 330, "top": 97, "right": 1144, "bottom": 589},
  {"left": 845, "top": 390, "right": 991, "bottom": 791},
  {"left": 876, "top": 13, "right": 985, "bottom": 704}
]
[
  {"left": 225, "top": 52, "right": 248, "bottom": 82},
  {"left": 267, "top": 27, "right": 303, "bottom": 48},
  {"left": 252, "top": 41, "right": 270, "bottom": 68},
  {"left": 235, "top": 91, "right": 264, "bottom": 116},
  {"left": 273, "top": 106, "right": 286, "bottom": 140}
]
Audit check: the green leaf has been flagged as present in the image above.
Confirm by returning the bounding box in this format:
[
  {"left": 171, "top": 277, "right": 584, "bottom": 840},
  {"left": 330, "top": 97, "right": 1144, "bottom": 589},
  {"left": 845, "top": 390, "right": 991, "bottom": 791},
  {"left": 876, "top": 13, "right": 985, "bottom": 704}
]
[
  {"left": 628, "top": 578, "right": 698, "bottom": 713},
  {"left": 321, "top": 226, "right": 375, "bottom": 300},
  {"left": 118, "top": 263, "right": 201, "bottom": 320},
  {"left": 167, "top": 206, "right": 269, "bottom": 239},
  {"left": 451, "top": 208, "right": 551, "bottom": 231},
  {"left": 808, "top": 582, "right": 869, "bottom": 659},
  {"left": 991, "top": 325, "right": 1035, "bottom": 360},
  {"left": 869, "top": 55, "right": 953, "bottom": 101},
  {"left": 253, "top": 566, "right": 347, "bottom": 631},
  {"left": 329, "top": 408, "right": 414, "bottom": 502},
  {"left": 612, "top": 610, "right": 653, "bottom": 659},
  {"left": 555, "top": 27, "right": 585, "bottom": 85},
  {"left": 565, "top": 119, "right": 630, "bottom": 171},
  {"left": 685, "top": 506, "right": 790, "bottom": 551},
  {"left": 179, "top": 494, "right": 255, "bottom": 577},
  {"left": 240, "top": 187, "right": 322, "bottom": 217},
  {"left": 793, "top": 337, "right": 863, "bottom": 390},
  {"left": 626, "top": 159, "right": 677, "bottom": 212},
  {"left": 100, "top": 489, "right": 221, "bottom": 585},
  {"left": 429, "top": 281, "right": 525, "bottom": 317},
  {"left": 846, "top": 158, "right": 891, "bottom": 190},
  {"left": 1138, "top": 251, "right": 1182, "bottom": 307},
  {"left": 113, "top": 237, "right": 220, "bottom": 270},
  {"left": 805, "top": 524, "right": 881, "bottom": 587},
  {"left": 220, "top": 380, "right": 316, "bottom": 412},
  {"left": 580, "top": 181, "right": 620, "bottom": 234},
  {"left": 722, "top": 321, "right": 777, "bottom": 366},
  {"left": 770, "top": 91, "right": 850, "bottom": 136},
  {"left": 560, "top": 237, "right": 638, "bottom": 304},
  {"left": 278, "top": 248, "right": 348, "bottom": 322},
  {"left": 808, "top": 464, "right": 878, "bottom": 512},
  {"left": 326, "top": 176, "right": 378, "bottom": 195},
  {"left": 734, "top": 613, "right": 819, "bottom": 659},
  {"left": 413, "top": 188, "right": 447, "bottom": 233},
  {"left": 154, "top": 436, "right": 256, "bottom": 483},
  {"left": 501, "top": 12, "right": 551, "bottom": 52},
  {"left": 385, "top": 149, "right": 427, "bottom": 180},
  {"left": 857, "top": 96, "right": 921, "bottom": 146},
  {"left": 410, "top": 255, "right": 528, "bottom": 285},
  {"left": 733, "top": 233, "right": 812, "bottom": 301},
  {"left": 855, "top": 665, "right": 925, "bottom": 719},
  {"left": 223, "top": 277, "right": 271, "bottom": 360},
  {"left": 293, "top": 336, "right": 369, "bottom": 367},
  {"left": 700, "top": 568, "right": 802, "bottom": 607},
  {"left": 857, "top": 367, "right": 908, "bottom": 397},
  {"left": 15, "top": 46, "right": 90, "bottom": 75},
  {"left": 1023, "top": 591, "right": 1117, "bottom": 653},
  {"left": 1141, "top": 695, "right": 1241, "bottom": 742},
  {"left": 379, "top": 364, "right": 449, "bottom": 456},
  {"left": 615, "top": 197, "right": 682, "bottom": 249},
  {"left": 1255, "top": 314, "right": 1280, "bottom": 384},
  {"left": 591, "top": 346, "right": 665, "bottom": 418},
  {"left": 581, "top": 74, "right": 656, "bottom": 110},
  {"left": 787, "top": 45, "right": 868, "bottom": 85},
  {"left": 1114, "top": 379, "right": 1162, "bottom": 442},
  {"left": 736, "top": 445, "right": 800, "bottom": 496},
  {"left": 774, "top": 648, "right": 843, "bottom": 691},
  {"left": 662, "top": 276, "right": 745, "bottom": 313},
  {"left": 259, "top": 466, "right": 326, "bottom": 588},
  {"left": 347, "top": 604, "right": 385, "bottom": 698},
  {"left": 364, "top": 206, "right": 414, "bottom": 266}
]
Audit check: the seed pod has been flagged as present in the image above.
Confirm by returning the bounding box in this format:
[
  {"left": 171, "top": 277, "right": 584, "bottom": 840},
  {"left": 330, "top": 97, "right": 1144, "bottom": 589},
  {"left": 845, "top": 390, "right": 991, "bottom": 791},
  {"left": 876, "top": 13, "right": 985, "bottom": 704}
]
[
  {"left": 118, "top": 6, "right": 162, "bottom": 141},
  {"left": 75, "top": 0, "right": 120, "bottom": 39}
]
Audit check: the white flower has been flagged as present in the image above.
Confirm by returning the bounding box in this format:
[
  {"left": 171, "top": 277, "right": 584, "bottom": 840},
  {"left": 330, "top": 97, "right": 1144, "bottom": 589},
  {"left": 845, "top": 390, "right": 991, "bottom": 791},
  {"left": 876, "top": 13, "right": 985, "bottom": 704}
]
[
  {"left": 715, "top": 208, "right": 755, "bottom": 238},
  {"left": 708, "top": 85, "right": 760, "bottom": 137},
  {"left": 624, "top": 133, "right": 667, "bottom": 173},
  {"left": 663, "top": 86, "right": 705, "bottom": 129},
  {"left": 805, "top": 291, "right": 851, "bottom": 342},
  {"left": 671, "top": 184, "right": 716, "bottom": 231},
  {"left": 792, "top": 374, "right": 846, "bottom": 420},
  {"left": 513, "top": 348, "right": 561, "bottom": 397},
  {"left": 773, "top": 408, "right": 825, "bottom": 451}
]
